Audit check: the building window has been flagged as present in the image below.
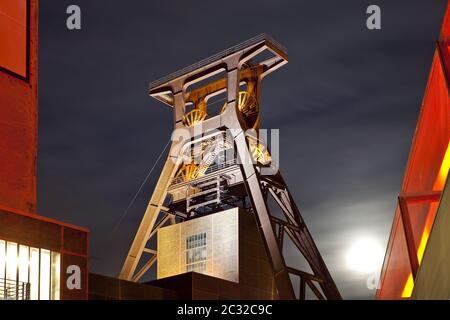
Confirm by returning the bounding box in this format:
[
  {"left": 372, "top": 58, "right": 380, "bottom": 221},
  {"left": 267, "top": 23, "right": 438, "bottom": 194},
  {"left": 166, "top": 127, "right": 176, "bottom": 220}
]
[
  {"left": 185, "top": 233, "right": 207, "bottom": 273},
  {"left": 0, "top": 239, "right": 60, "bottom": 300},
  {"left": 0, "top": 0, "right": 28, "bottom": 78}
]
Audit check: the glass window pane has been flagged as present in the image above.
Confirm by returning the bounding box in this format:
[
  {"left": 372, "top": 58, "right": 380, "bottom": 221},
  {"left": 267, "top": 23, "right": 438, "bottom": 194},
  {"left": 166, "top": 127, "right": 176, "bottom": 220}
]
[
  {"left": 6, "top": 242, "right": 17, "bottom": 281},
  {"left": 18, "top": 245, "right": 29, "bottom": 283},
  {"left": 29, "top": 247, "right": 39, "bottom": 300},
  {"left": 40, "top": 249, "right": 50, "bottom": 300},
  {"left": 51, "top": 252, "right": 60, "bottom": 300},
  {"left": 377, "top": 209, "right": 412, "bottom": 299},
  {"left": 402, "top": 54, "right": 450, "bottom": 195},
  {"left": 201, "top": 247, "right": 206, "bottom": 260},
  {"left": 0, "top": 240, "right": 5, "bottom": 280},
  {"left": 185, "top": 233, "right": 207, "bottom": 273}
]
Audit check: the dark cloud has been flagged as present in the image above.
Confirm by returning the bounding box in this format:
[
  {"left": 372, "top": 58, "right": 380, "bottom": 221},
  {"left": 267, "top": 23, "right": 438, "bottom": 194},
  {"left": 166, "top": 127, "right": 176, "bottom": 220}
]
[{"left": 37, "top": 0, "right": 447, "bottom": 299}]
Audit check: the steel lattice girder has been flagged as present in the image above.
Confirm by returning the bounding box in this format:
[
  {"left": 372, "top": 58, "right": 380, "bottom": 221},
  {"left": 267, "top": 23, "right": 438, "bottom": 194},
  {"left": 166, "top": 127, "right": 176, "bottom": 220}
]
[{"left": 119, "top": 34, "right": 341, "bottom": 300}]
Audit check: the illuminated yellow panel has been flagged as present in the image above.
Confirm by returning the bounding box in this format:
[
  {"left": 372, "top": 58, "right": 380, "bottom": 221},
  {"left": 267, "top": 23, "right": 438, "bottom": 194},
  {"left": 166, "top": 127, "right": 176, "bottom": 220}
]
[
  {"left": 40, "top": 249, "right": 50, "bottom": 300},
  {"left": 158, "top": 208, "right": 239, "bottom": 282},
  {"left": 29, "top": 247, "right": 39, "bottom": 300},
  {"left": 416, "top": 202, "right": 439, "bottom": 264},
  {"left": 51, "top": 252, "right": 60, "bottom": 300},
  {"left": 18, "top": 245, "right": 29, "bottom": 283},
  {"left": 0, "top": 240, "right": 5, "bottom": 283},
  {"left": 6, "top": 242, "right": 17, "bottom": 281},
  {"left": 433, "top": 141, "right": 450, "bottom": 192},
  {"left": 0, "top": 240, "right": 61, "bottom": 300},
  {"left": 401, "top": 273, "right": 414, "bottom": 298}
]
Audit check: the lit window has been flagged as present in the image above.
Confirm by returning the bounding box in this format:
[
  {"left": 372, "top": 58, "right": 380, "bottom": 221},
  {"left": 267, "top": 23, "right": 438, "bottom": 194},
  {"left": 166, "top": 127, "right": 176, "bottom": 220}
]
[
  {"left": 0, "top": 240, "right": 60, "bottom": 300},
  {"left": 0, "top": 0, "right": 27, "bottom": 77},
  {"left": 51, "top": 252, "right": 60, "bottom": 300},
  {"left": 6, "top": 242, "right": 17, "bottom": 281},
  {"left": 18, "top": 245, "right": 29, "bottom": 284},
  {"left": 0, "top": 240, "right": 5, "bottom": 279},
  {"left": 29, "top": 247, "right": 39, "bottom": 300},
  {"left": 40, "top": 249, "right": 50, "bottom": 300},
  {"left": 185, "top": 233, "right": 207, "bottom": 274}
]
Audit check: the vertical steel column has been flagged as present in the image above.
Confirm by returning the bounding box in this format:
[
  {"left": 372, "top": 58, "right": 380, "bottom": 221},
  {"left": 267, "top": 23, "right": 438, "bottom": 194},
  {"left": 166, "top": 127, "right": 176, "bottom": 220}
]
[{"left": 233, "top": 130, "right": 296, "bottom": 299}]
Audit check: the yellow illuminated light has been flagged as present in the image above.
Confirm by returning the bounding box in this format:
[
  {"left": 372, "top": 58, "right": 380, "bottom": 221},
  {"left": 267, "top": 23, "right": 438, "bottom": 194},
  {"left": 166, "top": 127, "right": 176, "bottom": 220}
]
[
  {"left": 221, "top": 91, "right": 258, "bottom": 116},
  {"left": 40, "top": 249, "right": 51, "bottom": 300},
  {"left": 29, "top": 247, "right": 39, "bottom": 300},
  {"left": 6, "top": 242, "right": 18, "bottom": 281},
  {"left": 401, "top": 140, "right": 450, "bottom": 298},
  {"left": 247, "top": 137, "right": 271, "bottom": 165},
  {"left": 416, "top": 202, "right": 439, "bottom": 264},
  {"left": 0, "top": 240, "right": 61, "bottom": 300},
  {"left": 18, "top": 245, "right": 29, "bottom": 283},
  {"left": 0, "top": 240, "right": 5, "bottom": 283},
  {"left": 433, "top": 141, "right": 450, "bottom": 192},
  {"left": 182, "top": 109, "right": 207, "bottom": 128},
  {"left": 401, "top": 274, "right": 414, "bottom": 298},
  {"left": 176, "top": 162, "right": 202, "bottom": 182},
  {"left": 51, "top": 252, "right": 61, "bottom": 300}
]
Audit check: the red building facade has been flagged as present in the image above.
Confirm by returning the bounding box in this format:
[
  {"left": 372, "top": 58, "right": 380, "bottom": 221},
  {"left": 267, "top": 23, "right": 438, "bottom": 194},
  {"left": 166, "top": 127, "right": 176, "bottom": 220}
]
[
  {"left": 377, "top": 3, "right": 450, "bottom": 299},
  {"left": 0, "top": 0, "right": 88, "bottom": 300},
  {"left": 0, "top": 0, "right": 37, "bottom": 212}
]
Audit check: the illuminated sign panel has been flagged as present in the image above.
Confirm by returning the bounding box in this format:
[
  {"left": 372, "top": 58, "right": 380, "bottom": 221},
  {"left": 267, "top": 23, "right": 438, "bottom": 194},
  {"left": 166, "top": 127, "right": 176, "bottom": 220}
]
[{"left": 0, "top": 0, "right": 27, "bottom": 78}]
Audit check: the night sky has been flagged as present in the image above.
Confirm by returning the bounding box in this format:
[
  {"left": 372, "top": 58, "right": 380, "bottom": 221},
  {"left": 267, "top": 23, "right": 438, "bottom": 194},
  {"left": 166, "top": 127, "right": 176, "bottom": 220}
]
[{"left": 37, "top": 1, "right": 447, "bottom": 299}]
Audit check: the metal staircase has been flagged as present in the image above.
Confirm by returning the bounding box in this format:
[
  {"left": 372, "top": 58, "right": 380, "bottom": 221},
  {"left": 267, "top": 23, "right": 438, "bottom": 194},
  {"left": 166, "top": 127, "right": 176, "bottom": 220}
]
[
  {"left": 0, "top": 278, "right": 30, "bottom": 300},
  {"left": 186, "top": 174, "right": 229, "bottom": 214}
]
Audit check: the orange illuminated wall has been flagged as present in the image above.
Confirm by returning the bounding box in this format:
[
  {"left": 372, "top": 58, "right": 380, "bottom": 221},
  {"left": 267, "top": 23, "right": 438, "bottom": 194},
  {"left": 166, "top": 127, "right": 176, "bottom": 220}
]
[
  {"left": 0, "top": 2, "right": 90, "bottom": 300},
  {"left": 0, "top": 0, "right": 37, "bottom": 213},
  {"left": 376, "top": 3, "right": 450, "bottom": 299},
  {"left": 0, "top": 0, "right": 27, "bottom": 78}
]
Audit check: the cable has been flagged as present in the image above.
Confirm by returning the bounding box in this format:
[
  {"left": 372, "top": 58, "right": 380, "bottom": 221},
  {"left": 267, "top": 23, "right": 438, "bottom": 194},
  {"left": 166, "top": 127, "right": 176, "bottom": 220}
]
[
  {"left": 112, "top": 96, "right": 232, "bottom": 233},
  {"left": 112, "top": 138, "right": 171, "bottom": 233}
]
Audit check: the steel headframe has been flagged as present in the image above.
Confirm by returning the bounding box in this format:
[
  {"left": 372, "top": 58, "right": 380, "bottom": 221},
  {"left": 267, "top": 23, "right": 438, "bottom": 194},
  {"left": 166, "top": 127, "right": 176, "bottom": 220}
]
[{"left": 119, "top": 34, "right": 342, "bottom": 300}]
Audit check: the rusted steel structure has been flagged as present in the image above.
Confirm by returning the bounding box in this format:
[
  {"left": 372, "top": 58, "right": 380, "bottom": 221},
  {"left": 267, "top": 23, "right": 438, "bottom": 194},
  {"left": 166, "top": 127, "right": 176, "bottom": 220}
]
[{"left": 120, "top": 34, "right": 341, "bottom": 300}]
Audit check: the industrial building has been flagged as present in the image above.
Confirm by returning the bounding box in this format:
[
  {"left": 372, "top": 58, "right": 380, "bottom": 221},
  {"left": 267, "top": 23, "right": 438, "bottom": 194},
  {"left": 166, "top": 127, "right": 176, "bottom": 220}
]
[
  {"left": 2, "top": 0, "right": 449, "bottom": 301},
  {"left": 118, "top": 33, "right": 341, "bottom": 300},
  {"left": 0, "top": 0, "right": 88, "bottom": 300},
  {"left": 0, "top": 0, "right": 340, "bottom": 300},
  {"left": 376, "top": 3, "right": 450, "bottom": 299}
]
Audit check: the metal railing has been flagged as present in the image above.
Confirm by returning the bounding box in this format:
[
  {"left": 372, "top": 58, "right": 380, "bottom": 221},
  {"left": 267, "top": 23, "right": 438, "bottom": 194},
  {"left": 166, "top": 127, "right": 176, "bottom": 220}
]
[
  {"left": 0, "top": 278, "right": 30, "bottom": 300},
  {"left": 170, "top": 158, "right": 237, "bottom": 186},
  {"left": 149, "top": 33, "right": 287, "bottom": 90}
]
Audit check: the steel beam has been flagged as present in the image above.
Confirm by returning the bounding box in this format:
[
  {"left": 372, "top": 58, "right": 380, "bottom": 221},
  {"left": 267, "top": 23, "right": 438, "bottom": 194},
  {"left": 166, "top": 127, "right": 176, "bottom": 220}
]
[
  {"left": 119, "top": 153, "right": 178, "bottom": 280},
  {"left": 233, "top": 130, "right": 296, "bottom": 299}
]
